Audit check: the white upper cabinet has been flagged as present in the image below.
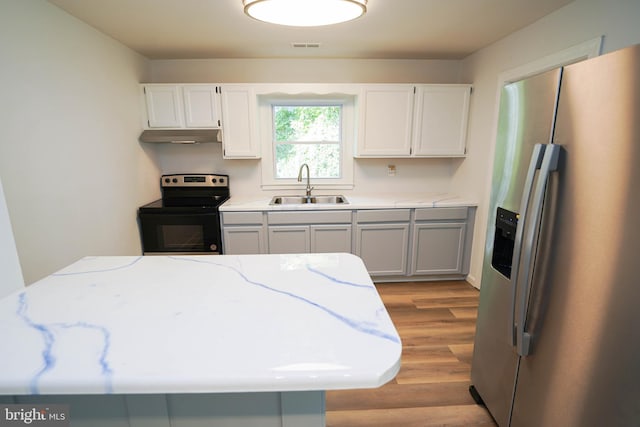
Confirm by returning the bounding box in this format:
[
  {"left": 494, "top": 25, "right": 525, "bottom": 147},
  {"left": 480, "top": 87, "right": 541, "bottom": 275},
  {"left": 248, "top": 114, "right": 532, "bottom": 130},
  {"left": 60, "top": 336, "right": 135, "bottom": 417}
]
[
  {"left": 220, "top": 84, "right": 260, "bottom": 159},
  {"left": 412, "top": 85, "right": 470, "bottom": 157},
  {"left": 142, "top": 84, "right": 221, "bottom": 129},
  {"left": 143, "top": 85, "right": 184, "bottom": 128},
  {"left": 357, "top": 85, "right": 414, "bottom": 156},
  {"left": 355, "top": 84, "right": 471, "bottom": 158},
  {"left": 182, "top": 85, "right": 222, "bottom": 128}
]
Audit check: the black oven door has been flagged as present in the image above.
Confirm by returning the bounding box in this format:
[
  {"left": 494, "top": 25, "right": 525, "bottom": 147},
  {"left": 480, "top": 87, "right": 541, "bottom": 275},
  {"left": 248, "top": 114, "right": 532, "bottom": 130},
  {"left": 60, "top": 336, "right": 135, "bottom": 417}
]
[{"left": 138, "top": 211, "right": 222, "bottom": 255}]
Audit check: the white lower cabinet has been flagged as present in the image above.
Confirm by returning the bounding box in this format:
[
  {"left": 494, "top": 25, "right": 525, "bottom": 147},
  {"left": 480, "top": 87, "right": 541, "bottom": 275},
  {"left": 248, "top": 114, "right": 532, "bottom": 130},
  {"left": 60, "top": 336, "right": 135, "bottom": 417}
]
[
  {"left": 355, "top": 210, "right": 410, "bottom": 277},
  {"left": 223, "top": 226, "right": 266, "bottom": 254},
  {"left": 221, "top": 206, "right": 475, "bottom": 281},
  {"left": 268, "top": 226, "right": 310, "bottom": 254},
  {"left": 222, "top": 212, "right": 267, "bottom": 254},
  {"left": 310, "top": 225, "right": 353, "bottom": 253},
  {"left": 4, "top": 392, "right": 324, "bottom": 427},
  {"left": 267, "top": 211, "right": 353, "bottom": 254},
  {"left": 410, "top": 207, "right": 474, "bottom": 277},
  {"left": 267, "top": 224, "right": 353, "bottom": 254},
  {"left": 411, "top": 223, "right": 466, "bottom": 275}
]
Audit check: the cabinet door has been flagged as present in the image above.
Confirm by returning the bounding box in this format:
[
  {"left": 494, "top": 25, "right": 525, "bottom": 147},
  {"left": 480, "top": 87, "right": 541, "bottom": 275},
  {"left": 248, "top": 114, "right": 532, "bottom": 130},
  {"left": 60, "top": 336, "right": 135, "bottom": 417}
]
[
  {"left": 310, "top": 225, "right": 352, "bottom": 253},
  {"left": 220, "top": 85, "right": 260, "bottom": 158},
  {"left": 223, "top": 226, "right": 266, "bottom": 255},
  {"left": 268, "top": 226, "right": 310, "bottom": 254},
  {"left": 356, "top": 85, "right": 413, "bottom": 157},
  {"left": 355, "top": 223, "right": 409, "bottom": 276},
  {"left": 411, "top": 222, "right": 466, "bottom": 275},
  {"left": 144, "top": 85, "right": 184, "bottom": 128},
  {"left": 412, "top": 85, "right": 470, "bottom": 157},
  {"left": 183, "top": 85, "right": 221, "bottom": 128}
]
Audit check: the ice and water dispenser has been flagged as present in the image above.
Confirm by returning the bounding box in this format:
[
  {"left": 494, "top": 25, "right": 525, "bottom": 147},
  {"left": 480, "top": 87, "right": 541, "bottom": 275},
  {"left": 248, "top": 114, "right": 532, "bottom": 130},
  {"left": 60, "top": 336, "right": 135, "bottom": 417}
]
[{"left": 491, "top": 207, "right": 518, "bottom": 278}]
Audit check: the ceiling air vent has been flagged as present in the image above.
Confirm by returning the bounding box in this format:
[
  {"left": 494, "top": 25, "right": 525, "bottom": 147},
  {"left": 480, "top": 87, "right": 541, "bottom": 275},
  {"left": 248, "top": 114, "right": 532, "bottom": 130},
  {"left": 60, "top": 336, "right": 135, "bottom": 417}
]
[{"left": 291, "top": 42, "right": 321, "bottom": 49}]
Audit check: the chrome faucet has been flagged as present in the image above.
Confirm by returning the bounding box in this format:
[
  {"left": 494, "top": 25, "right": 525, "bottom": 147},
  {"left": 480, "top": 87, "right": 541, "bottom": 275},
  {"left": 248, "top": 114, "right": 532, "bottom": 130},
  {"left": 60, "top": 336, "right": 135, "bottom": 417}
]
[{"left": 297, "top": 163, "right": 313, "bottom": 198}]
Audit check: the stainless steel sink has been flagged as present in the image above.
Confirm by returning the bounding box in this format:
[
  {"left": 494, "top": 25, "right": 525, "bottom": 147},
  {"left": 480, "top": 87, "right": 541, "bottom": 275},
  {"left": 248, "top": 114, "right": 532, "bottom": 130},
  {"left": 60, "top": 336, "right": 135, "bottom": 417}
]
[{"left": 269, "top": 195, "right": 349, "bottom": 205}]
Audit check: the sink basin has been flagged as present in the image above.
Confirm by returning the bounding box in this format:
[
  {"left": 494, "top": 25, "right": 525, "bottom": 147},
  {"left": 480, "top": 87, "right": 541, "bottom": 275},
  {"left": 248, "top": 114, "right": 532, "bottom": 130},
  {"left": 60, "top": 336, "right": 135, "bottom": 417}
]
[
  {"left": 270, "top": 195, "right": 349, "bottom": 205},
  {"left": 312, "top": 195, "right": 349, "bottom": 204}
]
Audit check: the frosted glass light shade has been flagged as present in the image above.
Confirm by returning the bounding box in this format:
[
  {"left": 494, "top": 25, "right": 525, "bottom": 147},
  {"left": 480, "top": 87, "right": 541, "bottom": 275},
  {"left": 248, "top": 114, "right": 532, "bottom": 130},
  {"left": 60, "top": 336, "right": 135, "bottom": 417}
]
[{"left": 243, "top": 0, "right": 367, "bottom": 27}]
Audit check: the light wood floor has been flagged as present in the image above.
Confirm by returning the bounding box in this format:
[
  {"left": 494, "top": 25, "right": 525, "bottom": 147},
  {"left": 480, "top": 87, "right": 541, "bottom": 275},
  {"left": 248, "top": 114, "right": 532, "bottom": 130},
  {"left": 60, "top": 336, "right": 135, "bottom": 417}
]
[{"left": 326, "top": 281, "right": 497, "bottom": 427}]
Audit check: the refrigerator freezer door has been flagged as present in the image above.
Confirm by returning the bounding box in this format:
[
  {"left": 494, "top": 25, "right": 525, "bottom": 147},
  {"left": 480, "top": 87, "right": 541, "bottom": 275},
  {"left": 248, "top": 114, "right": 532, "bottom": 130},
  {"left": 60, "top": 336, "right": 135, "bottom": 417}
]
[
  {"left": 471, "top": 68, "right": 561, "bottom": 427},
  {"left": 510, "top": 44, "right": 640, "bottom": 427}
]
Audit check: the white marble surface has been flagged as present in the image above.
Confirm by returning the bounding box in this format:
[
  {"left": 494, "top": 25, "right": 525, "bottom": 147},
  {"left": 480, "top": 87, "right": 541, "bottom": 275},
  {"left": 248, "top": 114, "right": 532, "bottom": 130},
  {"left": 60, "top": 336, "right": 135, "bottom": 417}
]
[
  {"left": 219, "top": 192, "right": 477, "bottom": 212},
  {"left": 0, "top": 254, "right": 401, "bottom": 396}
]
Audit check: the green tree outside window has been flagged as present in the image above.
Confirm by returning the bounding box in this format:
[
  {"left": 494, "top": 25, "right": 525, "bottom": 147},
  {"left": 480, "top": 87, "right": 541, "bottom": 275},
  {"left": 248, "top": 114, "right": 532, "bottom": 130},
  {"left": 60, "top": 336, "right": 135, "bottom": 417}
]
[{"left": 273, "top": 105, "right": 342, "bottom": 179}]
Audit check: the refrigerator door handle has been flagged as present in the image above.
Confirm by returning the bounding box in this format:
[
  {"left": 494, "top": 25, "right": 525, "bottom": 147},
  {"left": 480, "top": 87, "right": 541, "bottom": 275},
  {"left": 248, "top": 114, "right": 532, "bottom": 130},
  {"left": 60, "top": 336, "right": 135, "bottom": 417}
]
[
  {"left": 509, "top": 143, "right": 546, "bottom": 347},
  {"left": 516, "top": 143, "right": 561, "bottom": 357}
]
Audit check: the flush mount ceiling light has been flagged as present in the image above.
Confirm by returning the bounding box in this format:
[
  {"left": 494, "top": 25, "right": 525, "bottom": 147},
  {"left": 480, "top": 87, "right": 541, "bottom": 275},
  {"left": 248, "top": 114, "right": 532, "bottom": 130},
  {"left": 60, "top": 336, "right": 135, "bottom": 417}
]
[{"left": 243, "top": 0, "right": 367, "bottom": 27}]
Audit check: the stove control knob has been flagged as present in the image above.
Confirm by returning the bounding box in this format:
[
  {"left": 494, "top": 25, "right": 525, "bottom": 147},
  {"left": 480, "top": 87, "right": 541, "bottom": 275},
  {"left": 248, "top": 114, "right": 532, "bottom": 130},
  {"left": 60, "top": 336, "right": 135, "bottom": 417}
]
[
  {"left": 219, "top": 178, "right": 225, "bottom": 184},
  {"left": 172, "top": 178, "right": 178, "bottom": 183},
  {"left": 164, "top": 178, "right": 170, "bottom": 183},
  {"left": 212, "top": 178, "right": 217, "bottom": 183}
]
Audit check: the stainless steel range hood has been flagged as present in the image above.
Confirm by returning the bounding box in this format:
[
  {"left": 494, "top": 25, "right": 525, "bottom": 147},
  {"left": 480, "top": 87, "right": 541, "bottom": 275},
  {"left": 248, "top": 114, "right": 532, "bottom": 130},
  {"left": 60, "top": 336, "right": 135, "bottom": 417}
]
[{"left": 139, "top": 129, "right": 222, "bottom": 144}]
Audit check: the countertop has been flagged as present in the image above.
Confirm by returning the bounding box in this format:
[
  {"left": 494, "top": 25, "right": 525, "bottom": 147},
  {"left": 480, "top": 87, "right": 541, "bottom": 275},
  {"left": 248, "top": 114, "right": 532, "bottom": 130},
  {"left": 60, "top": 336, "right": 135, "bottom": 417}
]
[
  {"left": 0, "top": 254, "right": 401, "bottom": 396},
  {"left": 219, "top": 192, "right": 477, "bottom": 212}
]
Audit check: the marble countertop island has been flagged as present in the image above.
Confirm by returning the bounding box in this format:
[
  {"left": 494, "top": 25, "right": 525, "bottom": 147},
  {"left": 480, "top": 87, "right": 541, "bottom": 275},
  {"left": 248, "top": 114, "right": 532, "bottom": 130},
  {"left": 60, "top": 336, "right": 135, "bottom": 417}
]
[{"left": 0, "top": 254, "right": 401, "bottom": 396}]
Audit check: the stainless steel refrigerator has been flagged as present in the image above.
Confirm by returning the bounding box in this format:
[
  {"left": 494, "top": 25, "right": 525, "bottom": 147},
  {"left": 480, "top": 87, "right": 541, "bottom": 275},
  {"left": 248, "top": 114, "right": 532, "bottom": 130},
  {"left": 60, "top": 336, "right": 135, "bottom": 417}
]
[{"left": 470, "top": 43, "right": 640, "bottom": 427}]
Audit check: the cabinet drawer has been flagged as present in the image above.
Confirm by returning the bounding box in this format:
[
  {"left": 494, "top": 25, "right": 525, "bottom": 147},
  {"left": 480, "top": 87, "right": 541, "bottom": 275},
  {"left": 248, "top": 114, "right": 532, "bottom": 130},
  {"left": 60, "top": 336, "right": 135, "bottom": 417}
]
[
  {"left": 414, "top": 207, "right": 468, "bottom": 221},
  {"left": 222, "top": 211, "right": 264, "bottom": 225},
  {"left": 267, "top": 210, "right": 352, "bottom": 225},
  {"left": 356, "top": 209, "right": 411, "bottom": 223}
]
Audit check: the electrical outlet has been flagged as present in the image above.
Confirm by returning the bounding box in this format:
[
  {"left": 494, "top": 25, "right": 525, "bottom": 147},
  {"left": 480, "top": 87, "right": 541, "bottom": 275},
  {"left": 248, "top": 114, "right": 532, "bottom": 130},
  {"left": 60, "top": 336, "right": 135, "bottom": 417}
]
[{"left": 387, "top": 165, "right": 396, "bottom": 176}]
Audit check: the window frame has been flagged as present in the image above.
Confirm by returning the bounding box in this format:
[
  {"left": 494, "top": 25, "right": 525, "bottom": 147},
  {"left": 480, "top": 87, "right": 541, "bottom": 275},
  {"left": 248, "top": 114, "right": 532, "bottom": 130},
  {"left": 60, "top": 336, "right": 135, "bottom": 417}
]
[
  {"left": 272, "top": 101, "right": 343, "bottom": 180},
  {"left": 259, "top": 91, "right": 355, "bottom": 190}
]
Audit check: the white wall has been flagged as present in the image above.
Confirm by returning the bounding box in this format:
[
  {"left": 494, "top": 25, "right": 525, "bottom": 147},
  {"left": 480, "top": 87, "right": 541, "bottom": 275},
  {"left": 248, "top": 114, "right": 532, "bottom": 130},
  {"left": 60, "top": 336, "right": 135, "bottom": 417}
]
[
  {"left": 0, "top": 178, "right": 24, "bottom": 297},
  {"left": 0, "top": 1, "right": 159, "bottom": 284},
  {"left": 148, "top": 58, "right": 464, "bottom": 197},
  {"left": 150, "top": 58, "right": 463, "bottom": 84},
  {"left": 150, "top": 143, "right": 456, "bottom": 197},
  {"left": 454, "top": 0, "right": 640, "bottom": 286}
]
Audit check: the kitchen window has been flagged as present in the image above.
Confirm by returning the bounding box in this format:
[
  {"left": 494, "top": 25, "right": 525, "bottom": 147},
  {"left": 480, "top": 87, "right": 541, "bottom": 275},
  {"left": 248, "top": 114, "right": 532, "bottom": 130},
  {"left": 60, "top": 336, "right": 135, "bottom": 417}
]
[
  {"left": 273, "top": 104, "right": 341, "bottom": 179},
  {"left": 259, "top": 92, "right": 355, "bottom": 189}
]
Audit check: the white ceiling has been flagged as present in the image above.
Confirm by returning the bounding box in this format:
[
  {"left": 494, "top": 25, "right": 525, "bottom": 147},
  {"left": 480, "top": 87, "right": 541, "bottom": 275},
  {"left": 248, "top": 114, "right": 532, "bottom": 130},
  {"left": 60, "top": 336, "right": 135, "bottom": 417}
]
[{"left": 48, "top": 0, "right": 574, "bottom": 60}]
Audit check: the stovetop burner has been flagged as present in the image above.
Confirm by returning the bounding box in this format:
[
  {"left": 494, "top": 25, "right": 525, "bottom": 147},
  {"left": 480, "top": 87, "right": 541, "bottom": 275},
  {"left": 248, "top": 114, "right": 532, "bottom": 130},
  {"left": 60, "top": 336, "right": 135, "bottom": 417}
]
[{"left": 159, "top": 173, "right": 230, "bottom": 208}]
